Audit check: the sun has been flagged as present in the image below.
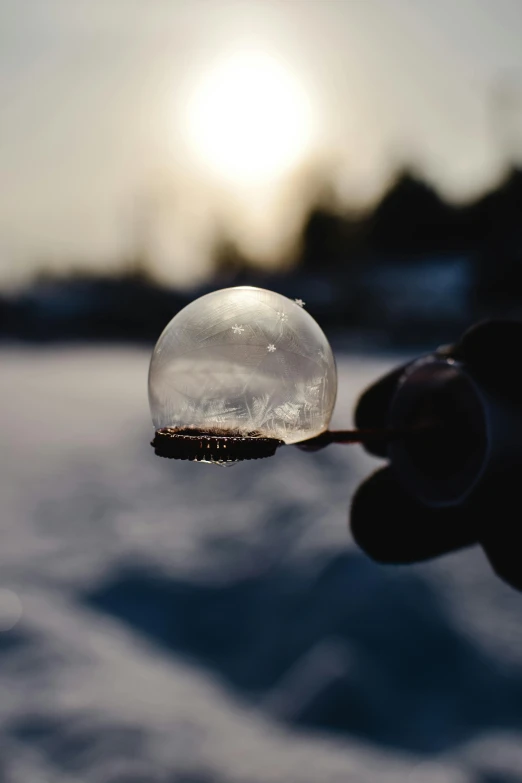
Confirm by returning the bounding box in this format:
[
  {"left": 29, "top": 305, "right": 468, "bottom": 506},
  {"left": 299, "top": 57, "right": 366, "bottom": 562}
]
[{"left": 185, "top": 51, "right": 314, "bottom": 186}]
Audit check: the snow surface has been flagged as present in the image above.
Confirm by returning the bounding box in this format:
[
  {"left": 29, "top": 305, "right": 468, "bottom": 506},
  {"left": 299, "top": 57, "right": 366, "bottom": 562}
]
[{"left": 2, "top": 346, "right": 522, "bottom": 783}]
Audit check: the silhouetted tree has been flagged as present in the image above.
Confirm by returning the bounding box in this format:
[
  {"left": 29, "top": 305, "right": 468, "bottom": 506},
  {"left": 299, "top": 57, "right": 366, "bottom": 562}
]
[
  {"left": 473, "top": 168, "right": 522, "bottom": 307},
  {"left": 368, "top": 173, "right": 471, "bottom": 257}
]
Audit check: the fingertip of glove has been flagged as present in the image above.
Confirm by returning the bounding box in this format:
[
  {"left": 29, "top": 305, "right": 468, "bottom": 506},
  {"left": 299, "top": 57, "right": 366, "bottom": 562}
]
[
  {"left": 354, "top": 365, "right": 407, "bottom": 458},
  {"left": 350, "top": 468, "right": 410, "bottom": 563},
  {"left": 350, "top": 468, "right": 477, "bottom": 564}
]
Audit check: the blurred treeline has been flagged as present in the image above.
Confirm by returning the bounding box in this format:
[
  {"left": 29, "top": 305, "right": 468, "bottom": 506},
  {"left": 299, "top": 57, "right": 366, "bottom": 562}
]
[{"left": 2, "top": 168, "right": 522, "bottom": 347}]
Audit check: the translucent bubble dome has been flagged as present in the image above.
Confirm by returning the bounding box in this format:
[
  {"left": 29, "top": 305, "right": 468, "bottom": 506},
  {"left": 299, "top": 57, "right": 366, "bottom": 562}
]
[{"left": 148, "top": 287, "right": 337, "bottom": 445}]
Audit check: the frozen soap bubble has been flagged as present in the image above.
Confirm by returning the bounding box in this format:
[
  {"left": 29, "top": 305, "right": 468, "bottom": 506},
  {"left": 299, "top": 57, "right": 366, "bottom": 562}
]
[{"left": 149, "top": 287, "right": 337, "bottom": 460}]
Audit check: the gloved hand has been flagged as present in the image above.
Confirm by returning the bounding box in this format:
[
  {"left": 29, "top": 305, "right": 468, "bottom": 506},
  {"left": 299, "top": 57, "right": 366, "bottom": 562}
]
[{"left": 350, "top": 320, "right": 522, "bottom": 591}]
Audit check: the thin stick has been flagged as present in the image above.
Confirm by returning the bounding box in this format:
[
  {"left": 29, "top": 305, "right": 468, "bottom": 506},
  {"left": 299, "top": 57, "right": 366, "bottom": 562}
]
[
  {"left": 296, "top": 428, "right": 409, "bottom": 451},
  {"left": 327, "top": 428, "right": 405, "bottom": 443}
]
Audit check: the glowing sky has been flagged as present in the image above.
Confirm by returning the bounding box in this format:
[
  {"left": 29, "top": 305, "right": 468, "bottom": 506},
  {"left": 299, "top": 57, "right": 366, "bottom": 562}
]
[{"left": 1, "top": 0, "right": 522, "bottom": 286}]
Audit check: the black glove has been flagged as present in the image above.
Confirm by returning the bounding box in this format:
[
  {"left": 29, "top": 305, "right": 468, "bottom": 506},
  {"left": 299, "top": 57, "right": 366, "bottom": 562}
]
[{"left": 350, "top": 320, "right": 522, "bottom": 591}]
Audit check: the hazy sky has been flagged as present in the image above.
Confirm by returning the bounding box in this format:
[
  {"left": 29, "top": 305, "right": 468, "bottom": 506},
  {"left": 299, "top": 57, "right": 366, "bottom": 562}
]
[{"left": 2, "top": 0, "right": 522, "bottom": 287}]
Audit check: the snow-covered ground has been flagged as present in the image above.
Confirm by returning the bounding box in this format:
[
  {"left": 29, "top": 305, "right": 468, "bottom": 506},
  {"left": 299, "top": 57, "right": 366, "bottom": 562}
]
[{"left": 2, "top": 345, "right": 522, "bottom": 783}]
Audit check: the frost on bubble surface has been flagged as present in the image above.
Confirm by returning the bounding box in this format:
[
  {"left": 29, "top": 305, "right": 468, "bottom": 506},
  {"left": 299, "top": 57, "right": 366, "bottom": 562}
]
[{"left": 148, "top": 286, "right": 337, "bottom": 444}]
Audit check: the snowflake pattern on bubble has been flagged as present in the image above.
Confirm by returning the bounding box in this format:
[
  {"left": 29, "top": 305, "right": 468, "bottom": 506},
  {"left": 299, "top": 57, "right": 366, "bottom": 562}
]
[{"left": 148, "top": 286, "right": 337, "bottom": 444}]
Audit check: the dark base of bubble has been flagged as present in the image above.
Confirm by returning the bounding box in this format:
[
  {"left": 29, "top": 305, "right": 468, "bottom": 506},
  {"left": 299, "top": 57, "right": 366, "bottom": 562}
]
[{"left": 151, "top": 428, "right": 283, "bottom": 462}]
